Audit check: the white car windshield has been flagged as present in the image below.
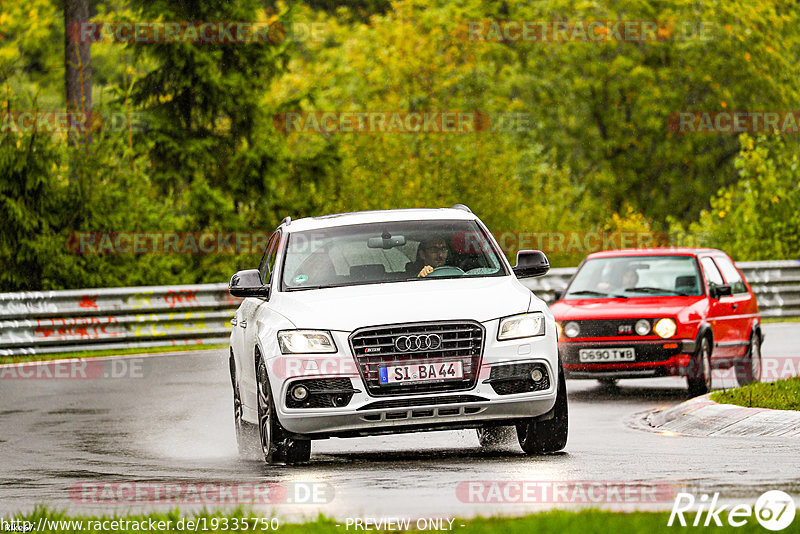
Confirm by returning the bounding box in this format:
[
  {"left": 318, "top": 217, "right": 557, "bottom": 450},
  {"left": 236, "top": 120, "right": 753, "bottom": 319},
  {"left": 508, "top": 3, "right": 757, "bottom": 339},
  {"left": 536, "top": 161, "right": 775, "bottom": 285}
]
[
  {"left": 281, "top": 220, "right": 507, "bottom": 290},
  {"left": 565, "top": 255, "right": 703, "bottom": 298}
]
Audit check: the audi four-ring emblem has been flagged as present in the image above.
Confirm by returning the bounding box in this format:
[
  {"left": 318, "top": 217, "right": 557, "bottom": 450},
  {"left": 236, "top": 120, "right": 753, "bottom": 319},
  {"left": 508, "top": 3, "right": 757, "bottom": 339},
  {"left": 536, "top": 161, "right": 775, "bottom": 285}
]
[{"left": 394, "top": 334, "right": 442, "bottom": 352}]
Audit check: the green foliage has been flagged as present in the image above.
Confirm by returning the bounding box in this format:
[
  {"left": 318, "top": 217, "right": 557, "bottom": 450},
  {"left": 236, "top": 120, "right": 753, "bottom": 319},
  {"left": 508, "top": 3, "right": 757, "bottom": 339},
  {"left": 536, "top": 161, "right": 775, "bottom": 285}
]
[
  {"left": 673, "top": 134, "right": 800, "bottom": 260},
  {"left": 489, "top": 0, "right": 800, "bottom": 224},
  {"left": 0, "top": 128, "right": 64, "bottom": 290},
  {"left": 1, "top": 0, "right": 799, "bottom": 291}
]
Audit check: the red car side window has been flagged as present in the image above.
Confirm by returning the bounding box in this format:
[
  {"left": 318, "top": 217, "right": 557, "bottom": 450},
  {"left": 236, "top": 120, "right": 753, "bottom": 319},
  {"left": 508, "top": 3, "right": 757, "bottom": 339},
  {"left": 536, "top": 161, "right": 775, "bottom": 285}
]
[
  {"left": 714, "top": 256, "right": 748, "bottom": 294},
  {"left": 699, "top": 257, "right": 724, "bottom": 292}
]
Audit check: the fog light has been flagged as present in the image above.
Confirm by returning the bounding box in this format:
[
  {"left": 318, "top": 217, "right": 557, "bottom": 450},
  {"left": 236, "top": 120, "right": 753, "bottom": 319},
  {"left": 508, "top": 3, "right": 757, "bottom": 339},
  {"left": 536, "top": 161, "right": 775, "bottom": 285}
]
[
  {"left": 530, "top": 368, "right": 544, "bottom": 382},
  {"left": 291, "top": 385, "right": 309, "bottom": 401}
]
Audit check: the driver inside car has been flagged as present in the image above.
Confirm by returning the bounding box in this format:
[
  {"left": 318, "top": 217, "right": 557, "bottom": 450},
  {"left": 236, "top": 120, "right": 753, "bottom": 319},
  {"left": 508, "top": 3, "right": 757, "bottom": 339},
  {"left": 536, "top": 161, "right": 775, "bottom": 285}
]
[{"left": 408, "top": 237, "right": 451, "bottom": 277}]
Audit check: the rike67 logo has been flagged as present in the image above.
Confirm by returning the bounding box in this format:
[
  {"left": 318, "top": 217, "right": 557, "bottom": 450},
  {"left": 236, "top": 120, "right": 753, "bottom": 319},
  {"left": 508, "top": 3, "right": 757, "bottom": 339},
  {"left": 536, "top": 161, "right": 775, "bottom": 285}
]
[{"left": 669, "top": 490, "right": 796, "bottom": 531}]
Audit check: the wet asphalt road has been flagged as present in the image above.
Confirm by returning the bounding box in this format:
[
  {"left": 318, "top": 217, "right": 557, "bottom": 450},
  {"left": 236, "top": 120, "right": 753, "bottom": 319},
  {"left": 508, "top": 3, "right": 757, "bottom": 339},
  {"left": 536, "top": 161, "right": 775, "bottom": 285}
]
[{"left": 1, "top": 323, "right": 798, "bottom": 520}]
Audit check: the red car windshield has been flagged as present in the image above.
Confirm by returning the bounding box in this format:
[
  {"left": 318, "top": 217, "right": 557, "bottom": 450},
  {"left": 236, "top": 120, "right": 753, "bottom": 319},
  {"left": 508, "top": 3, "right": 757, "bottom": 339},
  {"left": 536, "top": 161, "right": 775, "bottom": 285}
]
[{"left": 564, "top": 255, "right": 703, "bottom": 299}]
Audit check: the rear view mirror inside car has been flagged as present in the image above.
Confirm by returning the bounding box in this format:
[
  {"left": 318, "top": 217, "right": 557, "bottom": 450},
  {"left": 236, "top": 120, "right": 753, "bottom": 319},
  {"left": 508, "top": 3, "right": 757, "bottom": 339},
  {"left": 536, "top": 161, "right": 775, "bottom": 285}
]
[{"left": 367, "top": 235, "right": 406, "bottom": 249}]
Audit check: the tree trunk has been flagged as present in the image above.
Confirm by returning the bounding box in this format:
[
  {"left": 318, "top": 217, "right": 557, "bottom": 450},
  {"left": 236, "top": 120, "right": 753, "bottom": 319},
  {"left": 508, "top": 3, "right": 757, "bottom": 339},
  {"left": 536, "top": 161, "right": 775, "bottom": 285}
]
[{"left": 64, "top": 0, "right": 92, "bottom": 147}]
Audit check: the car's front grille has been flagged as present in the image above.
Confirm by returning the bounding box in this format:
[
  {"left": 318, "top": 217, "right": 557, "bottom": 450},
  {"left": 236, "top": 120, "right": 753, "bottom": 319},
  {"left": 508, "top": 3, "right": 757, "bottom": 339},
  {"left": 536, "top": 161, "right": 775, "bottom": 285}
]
[
  {"left": 568, "top": 319, "right": 652, "bottom": 338},
  {"left": 349, "top": 321, "right": 485, "bottom": 396}
]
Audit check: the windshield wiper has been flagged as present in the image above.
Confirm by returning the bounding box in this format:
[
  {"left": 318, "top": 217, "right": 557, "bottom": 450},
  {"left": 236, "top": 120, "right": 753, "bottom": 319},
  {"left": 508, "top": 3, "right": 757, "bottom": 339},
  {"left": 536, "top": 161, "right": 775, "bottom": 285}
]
[
  {"left": 567, "top": 290, "right": 627, "bottom": 298},
  {"left": 624, "top": 286, "right": 688, "bottom": 296}
]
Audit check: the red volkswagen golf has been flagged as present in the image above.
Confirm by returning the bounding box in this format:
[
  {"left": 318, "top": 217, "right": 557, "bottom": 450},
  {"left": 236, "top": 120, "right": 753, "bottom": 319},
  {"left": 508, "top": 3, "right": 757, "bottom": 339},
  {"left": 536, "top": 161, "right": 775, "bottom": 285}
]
[{"left": 550, "top": 248, "right": 762, "bottom": 395}]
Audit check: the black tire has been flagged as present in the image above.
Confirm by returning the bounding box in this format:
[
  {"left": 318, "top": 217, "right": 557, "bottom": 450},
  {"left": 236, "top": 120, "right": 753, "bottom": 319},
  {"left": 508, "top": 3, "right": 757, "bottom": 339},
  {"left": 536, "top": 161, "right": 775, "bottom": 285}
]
[
  {"left": 476, "top": 426, "right": 515, "bottom": 448},
  {"left": 256, "top": 356, "right": 311, "bottom": 465},
  {"left": 597, "top": 378, "right": 618, "bottom": 388},
  {"left": 231, "top": 354, "right": 260, "bottom": 459},
  {"left": 735, "top": 331, "right": 762, "bottom": 387},
  {"left": 516, "top": 358, "right": 568, "bottom": 454},
  {"left": 687, "top": 336, "right": 712, "bottom": 397}
]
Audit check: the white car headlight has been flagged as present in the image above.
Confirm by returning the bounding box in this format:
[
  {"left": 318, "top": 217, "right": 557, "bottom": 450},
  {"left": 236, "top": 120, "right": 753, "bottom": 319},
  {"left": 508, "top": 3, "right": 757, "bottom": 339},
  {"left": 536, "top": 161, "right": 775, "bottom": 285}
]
[
  {"left": 653, "top": 318, "right": 677, "bottom": 339},
  {"left": 278, "top": 330, "right": 337, "bottom": 354},
  {"left": 498, "top": 313, "right": 546, "bottom": 341}
]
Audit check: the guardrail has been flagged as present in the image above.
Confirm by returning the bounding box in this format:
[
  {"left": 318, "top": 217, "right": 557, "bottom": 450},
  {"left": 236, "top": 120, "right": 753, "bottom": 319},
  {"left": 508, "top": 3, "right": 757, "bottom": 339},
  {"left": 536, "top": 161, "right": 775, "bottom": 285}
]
[
  {"left": 1, "top": 260, "right": 798, "bottom": 356},
  {"left": 521, "top": 260, "right": 800, "bottom": 318},
  {"left": 0, "top": 284, "right": 239, "bottom": 356}
]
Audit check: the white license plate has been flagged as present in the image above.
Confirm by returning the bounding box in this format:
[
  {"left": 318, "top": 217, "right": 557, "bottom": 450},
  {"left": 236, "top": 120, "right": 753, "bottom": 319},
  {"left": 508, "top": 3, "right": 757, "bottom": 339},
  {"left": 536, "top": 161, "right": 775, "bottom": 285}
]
[
  {"left": 379, "top": 361, "right": 464, "bottom": 384},
  {"left": 578, "top": 348, "right": 635, "bottom": 363}
]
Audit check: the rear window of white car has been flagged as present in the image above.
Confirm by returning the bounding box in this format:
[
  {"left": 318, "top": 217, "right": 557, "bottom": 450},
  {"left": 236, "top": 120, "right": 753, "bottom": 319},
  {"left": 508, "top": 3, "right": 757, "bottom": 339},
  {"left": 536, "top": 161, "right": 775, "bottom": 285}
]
[{"left": 281, "top": 220, "right": 507, "bottom": 290}]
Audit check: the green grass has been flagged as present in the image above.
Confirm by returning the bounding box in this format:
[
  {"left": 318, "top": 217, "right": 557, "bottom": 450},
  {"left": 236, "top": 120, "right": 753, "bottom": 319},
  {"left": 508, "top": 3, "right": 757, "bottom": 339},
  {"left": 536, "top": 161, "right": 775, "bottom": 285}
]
[
  {"left": 711, "top": 376, "right": 800, "bottom": 410},
  {"left": 762, "top": 316, "right": 800, "bottom": 323},
  {"left": 2, "top": 508, "right": 775, "bottom": 533},
  {"left": 0, "top": 344, "right": 227, "bottom": 365}
]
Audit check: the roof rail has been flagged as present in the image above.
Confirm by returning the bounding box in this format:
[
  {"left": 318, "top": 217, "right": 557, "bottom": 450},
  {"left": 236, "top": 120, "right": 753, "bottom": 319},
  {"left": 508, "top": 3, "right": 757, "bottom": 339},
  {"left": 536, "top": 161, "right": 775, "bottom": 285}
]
[
  {"left": 281, "top": 216, "right": 292, "bottom": 226},
  {"left": 450, "top": 204, "right": 472, "bottom": 213}
]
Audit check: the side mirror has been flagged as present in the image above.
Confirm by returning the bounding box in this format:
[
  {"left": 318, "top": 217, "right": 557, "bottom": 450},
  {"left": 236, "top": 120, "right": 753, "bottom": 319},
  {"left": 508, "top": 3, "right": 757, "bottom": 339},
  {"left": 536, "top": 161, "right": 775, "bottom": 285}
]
[
  {"left": 553, "top": 289, "right": 565, "bottom": 301},
  {"left": 229, "top": 269, "right": 269, "bottom": 298},
  {"left": 513, "top": 250, "right": 550, "bottom": 278},
  {"left": 712, "top": 284, "right": 732, "bottom": 299}
]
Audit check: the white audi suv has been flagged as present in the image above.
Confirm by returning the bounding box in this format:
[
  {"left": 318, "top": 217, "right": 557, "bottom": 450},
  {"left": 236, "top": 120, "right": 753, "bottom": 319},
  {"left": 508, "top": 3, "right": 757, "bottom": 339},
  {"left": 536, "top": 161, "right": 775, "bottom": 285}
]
[{"left": 228, "top": 205, "right": 567, "bottom": 464}]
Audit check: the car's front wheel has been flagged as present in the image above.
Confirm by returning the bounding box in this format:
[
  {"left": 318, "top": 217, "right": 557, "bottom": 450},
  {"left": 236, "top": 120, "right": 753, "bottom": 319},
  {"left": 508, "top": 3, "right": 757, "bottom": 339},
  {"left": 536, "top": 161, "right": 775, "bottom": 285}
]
[
  {"left": 687, "top": 336, "right": 712, "bottom": 397},
  {"left": 231, "top": 354, "right": 260, "bottom": 459},
  {"left": 516, "top": 358, "right": 568, "bottom": 454},
  {"left": 256, "top": 357, "right": 311, "bottom": 465},
  {"left": 735, "top": 332, "right": 762, "bottom": 387}
]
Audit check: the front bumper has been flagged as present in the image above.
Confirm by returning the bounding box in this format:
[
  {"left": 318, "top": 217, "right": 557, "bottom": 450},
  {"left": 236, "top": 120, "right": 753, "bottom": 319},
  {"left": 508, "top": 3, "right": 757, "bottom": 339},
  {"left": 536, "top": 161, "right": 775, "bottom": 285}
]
[
  {"left": 261, "top": 326, "right": 559, "bottom": 438},
  {"left": 561, "top": 339, "right": 695, "bottom": 379},
  {"left": 278, "top": 390, "right": 557, "bottom": 438}
]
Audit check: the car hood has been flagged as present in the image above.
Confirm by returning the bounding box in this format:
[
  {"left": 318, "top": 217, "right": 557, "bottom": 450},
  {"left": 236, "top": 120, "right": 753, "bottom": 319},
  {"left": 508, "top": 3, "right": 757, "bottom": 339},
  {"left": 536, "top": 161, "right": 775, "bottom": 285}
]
[
  {"left": 271, "top": 276, "right": 534, "bottom": 331},
  {"left": 550, "top": 296, "right": 704, "bottom": 320}
]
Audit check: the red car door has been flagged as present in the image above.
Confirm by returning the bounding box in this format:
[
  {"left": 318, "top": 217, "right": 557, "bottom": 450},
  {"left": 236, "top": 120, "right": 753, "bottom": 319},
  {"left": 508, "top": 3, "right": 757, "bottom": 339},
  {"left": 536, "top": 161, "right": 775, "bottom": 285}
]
[
  {"left": 699, "top": 256, "right": 738, "bottom": 360},
  {"left": 712, "top": 254, "right": 756, "bottom": 357}
]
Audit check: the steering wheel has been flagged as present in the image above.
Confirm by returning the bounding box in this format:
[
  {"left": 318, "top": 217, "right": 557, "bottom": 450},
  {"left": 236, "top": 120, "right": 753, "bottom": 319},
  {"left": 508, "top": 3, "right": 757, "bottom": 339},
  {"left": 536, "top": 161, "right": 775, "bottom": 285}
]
[{"left": 427, "top": 266, "right": 465, "bottom": 277}]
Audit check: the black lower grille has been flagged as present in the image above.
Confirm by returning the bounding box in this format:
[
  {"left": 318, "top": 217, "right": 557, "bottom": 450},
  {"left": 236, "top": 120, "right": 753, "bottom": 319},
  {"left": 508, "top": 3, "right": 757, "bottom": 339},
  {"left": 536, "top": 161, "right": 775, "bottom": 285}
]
[
  {"left": 358, "top": 395, "right": 488, "bottom": 411},
  {"left": 285, "top": 378, "right": 356, "bottom": 408},
  {"left": 568, "top": 319, "right": 653, "bottom": 338},
  {"left": 349, "top": 321, "right": 485, "bottom": 396},
  {"left": 485, "top": 362, "right": 550, "bottom": 395}
]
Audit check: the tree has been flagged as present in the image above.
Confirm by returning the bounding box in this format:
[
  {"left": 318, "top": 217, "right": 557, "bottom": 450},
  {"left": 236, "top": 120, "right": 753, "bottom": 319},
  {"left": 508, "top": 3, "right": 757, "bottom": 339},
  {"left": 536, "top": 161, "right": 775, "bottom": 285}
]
[
  {"left": 675, "top": 134, "right": 800, "bottom": 260},
  {"left": 64, "top": 0, "right": 92, "bottom": 146}
]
